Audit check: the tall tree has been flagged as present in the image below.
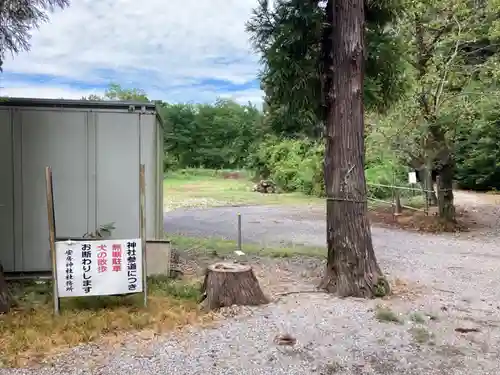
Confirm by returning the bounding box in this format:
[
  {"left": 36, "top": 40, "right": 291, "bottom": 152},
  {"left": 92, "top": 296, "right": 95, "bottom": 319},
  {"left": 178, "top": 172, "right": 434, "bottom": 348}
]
[
  {"left": 246, "top": 0, "right": 408, "bottom": 138},
  {"left": 320, "top": 0, "right": 389, "bottom": 297},
  {"left": 81, "top": 83, "right": 150, "bottom": 102},
  {"left": 386, "top": 0, "right": 500, "bottom": 221},
  {"left": 0, "top": 0, "right": 69, "bottom": 69},
  {"left": 160, "top": 99, "right": 264, "bottom": 170}
]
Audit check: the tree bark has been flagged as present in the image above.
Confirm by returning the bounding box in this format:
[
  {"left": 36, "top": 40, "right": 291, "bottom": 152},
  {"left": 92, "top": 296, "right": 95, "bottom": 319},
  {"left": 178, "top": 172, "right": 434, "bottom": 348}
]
[
  {"left": 201, "top": 262, "right": 269, "bottom": 310},
  {"left": 319, "top": 0, "right": 389, "bottom": 298},
  {"left": 0, "top": 263, "right": 12, "bottom": 314},
  {"left": 422, "top": 160, "right": 438, "bottom": 207},
  {"left": 437, "top": 157, "right": 456, "bottom": 222}
]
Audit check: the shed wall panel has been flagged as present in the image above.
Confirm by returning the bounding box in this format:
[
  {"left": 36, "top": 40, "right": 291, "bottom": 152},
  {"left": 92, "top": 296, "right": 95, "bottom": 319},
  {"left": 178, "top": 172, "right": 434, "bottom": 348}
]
[
  {"left": 156, "top": 117, "right": 164, "bottom": 237},
  {"left": 95, "top": 112, "right": 140, "bottom": 239},
  {"left": 20, "top": 110, "right": 89, "bottom": 271},
  {"left": 12, "top": 110, "right": 23, "bottom": 272},
  {"left": 2, "top": 103, "right": 163, "bottom": 274},
  {"left": 0, "top": 109, "right": 14, "bottom": 271},
  {"left": 139, "top": 114, "right": 157, "bottom": 239}
]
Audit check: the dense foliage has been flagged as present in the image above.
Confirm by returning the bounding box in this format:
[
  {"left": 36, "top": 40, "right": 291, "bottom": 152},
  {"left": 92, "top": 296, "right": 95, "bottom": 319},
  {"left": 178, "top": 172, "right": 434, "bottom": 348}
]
[
  {"left": 159, "top": 100, "right": 264, "bottom": 170},
  {"left": 246, "top": 137, "right": 325, "bottom": 196},
  {"left": 246, "top": 0, "right": 409, "bottom": 138},
  {"left": 244, "top": 0, "right": 500, "bottom": 196}
]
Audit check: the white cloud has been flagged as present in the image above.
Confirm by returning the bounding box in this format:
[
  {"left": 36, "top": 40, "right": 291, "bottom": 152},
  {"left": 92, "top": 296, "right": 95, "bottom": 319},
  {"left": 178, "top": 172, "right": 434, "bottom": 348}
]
[
  {"left": 1, "top": 0, "right": 264, "bottom": 105},
  {"left": 0, "top": 82, "right": 103, "bottom": 99}
]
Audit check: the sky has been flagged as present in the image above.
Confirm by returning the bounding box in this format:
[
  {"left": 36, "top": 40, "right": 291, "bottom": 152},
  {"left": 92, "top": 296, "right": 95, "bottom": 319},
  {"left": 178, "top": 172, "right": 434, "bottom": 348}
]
[{"left": 0, "top": 0, "right": 264, "bottom": 107}]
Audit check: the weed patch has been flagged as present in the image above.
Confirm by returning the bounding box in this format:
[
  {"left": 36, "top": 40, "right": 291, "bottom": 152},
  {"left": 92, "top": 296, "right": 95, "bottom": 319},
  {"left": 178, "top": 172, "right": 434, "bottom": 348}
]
[
  {"left": 375, "top": 305, "right": 403, "bottom": 324},
  {"left": 409, "top": 312, "right": 426, "bottom": 324}
]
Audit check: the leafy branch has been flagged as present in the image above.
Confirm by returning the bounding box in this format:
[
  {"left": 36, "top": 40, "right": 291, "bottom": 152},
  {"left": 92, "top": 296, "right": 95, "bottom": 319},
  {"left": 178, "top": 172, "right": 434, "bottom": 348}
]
[{"left": 83, "top": 222, "right": 116, "bottom": 239}]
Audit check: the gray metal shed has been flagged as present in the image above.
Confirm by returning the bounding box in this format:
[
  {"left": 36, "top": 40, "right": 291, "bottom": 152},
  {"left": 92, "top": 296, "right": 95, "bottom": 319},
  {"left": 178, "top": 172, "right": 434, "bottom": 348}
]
[{"left": 0, "top": 98, "right": 164, "bottom": 274}]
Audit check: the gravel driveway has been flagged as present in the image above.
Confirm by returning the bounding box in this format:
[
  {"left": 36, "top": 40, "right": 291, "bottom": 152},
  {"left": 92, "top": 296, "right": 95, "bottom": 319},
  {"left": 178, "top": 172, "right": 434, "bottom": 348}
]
[
  {"left": 6, "top": 203, "right": 500, "bottom": 375},
  {"left": 164, "top": 205, "right": 329, "bottom": 246}
]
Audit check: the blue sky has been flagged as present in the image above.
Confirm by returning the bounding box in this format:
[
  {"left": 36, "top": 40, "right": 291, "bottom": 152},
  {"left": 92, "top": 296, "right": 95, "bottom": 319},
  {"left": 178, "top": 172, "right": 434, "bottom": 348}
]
[{"left": 0, "top": 0, "right": 264, "bottom": 107}]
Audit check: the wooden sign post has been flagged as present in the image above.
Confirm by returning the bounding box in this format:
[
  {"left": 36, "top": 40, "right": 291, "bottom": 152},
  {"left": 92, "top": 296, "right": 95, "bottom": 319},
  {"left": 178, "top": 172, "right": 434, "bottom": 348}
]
[{"left": 45, "top": 166, "right": 60, "bottom": 315}]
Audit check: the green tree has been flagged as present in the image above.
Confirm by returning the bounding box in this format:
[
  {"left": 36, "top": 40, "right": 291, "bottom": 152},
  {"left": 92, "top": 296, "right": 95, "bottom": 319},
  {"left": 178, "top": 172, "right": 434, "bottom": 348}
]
[
  {"left": 388, "top": 0, "right": 500, "bottom": 220},
  {"left": 0, "top": 0, "right": 70, "bottom": 314},
  {"left": 246, "top": 0, "right": 409, "bottom": 138},
  {"left": 81, "top": 83, "right": 150, "bottom": 101},
  {"left": 0, "top": 0, "right": 69, "bottom": 69},
  {"left": 319, "top": 0, "right": 389, "bottom": 297},
  {"left": 446, "top": 85, "right": 500, "bottom": 191},
  {"left": 160, "top": 99, "right": 264, "bottom": 170},
  {"left": 103, "top": 83, "right": 149, "bottom": 101}
]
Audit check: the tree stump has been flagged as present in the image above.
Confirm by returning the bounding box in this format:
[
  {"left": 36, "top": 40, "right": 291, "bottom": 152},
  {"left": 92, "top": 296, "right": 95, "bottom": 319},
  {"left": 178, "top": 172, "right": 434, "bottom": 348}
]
[{"left": 201, "top": 262, "right": 269, "bottom": 310}]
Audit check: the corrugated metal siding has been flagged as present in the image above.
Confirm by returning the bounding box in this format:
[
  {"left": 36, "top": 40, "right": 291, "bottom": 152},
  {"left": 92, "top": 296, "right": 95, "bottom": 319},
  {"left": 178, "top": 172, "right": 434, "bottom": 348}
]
[
  {"left": 0, "top": 104, "right": 163, "bottom": 273},
  {"left": 156, "top": 117, "right": 164, "bottom": 237},
  {"left": 0, "top": 109, "right": 14, "bottom": 271},
  {"left": 139, "top": 113, "right": 158, "bottom": 240},
  {"left": 95, "top": 111, "right": 140, "bottom": 239},
  {"left": 20, "top": 109, "right": 89, "bottom": 272}
]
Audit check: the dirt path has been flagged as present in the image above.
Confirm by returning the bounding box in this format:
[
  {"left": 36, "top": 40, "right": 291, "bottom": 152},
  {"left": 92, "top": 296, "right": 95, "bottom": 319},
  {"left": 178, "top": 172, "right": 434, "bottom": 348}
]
[{"left": 453, "top": 191, "right": 500, "bottom": 237}]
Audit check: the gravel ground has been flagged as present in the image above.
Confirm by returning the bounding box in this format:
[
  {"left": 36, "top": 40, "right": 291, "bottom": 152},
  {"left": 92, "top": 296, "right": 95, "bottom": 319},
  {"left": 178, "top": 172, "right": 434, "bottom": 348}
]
[
  {"left": 3, "top": 195, "right": 500, "bottom": 374},
  {"left": 5, "top": 230, "right": 500, "bottom": 374}
]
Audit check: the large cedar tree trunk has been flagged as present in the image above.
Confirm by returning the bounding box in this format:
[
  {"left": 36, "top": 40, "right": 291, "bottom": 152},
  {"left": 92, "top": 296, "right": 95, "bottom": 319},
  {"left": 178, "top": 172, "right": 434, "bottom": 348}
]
[{"left": 319, "top": 0, "right": 389, "bottom": 297}]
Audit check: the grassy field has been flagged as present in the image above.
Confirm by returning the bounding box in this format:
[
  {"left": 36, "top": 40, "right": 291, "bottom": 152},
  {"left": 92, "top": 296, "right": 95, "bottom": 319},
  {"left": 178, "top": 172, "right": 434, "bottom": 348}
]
[
  {"left": 163, "top": 168, "right": 323, "bottom": 211},
  {"left": 0, "top": 277, "right": 208, "bottom": 367}
]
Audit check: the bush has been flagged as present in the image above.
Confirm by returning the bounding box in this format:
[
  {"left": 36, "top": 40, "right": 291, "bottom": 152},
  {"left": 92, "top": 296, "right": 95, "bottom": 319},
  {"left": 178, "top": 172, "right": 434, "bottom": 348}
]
[
  {"left": 365, "top": 161, "right": 410, "bottom": 199},
  {"left": 248, "top": 136, "right": 412, "bottom": 199},
  {"left": 453, "top": 96, "right": 500, "bottom": 191},
  {"left": 246, "top": 137, "right": 325, "bottom": 196}
]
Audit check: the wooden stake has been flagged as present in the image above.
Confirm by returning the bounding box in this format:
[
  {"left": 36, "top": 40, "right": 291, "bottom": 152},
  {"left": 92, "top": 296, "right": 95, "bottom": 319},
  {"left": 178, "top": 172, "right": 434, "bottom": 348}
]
[
  {"left": 45, "top": 167, "right": 60, "bottom": 315},
  {"left": 237, "top": 213, "right": 242, "bottom": 252}
]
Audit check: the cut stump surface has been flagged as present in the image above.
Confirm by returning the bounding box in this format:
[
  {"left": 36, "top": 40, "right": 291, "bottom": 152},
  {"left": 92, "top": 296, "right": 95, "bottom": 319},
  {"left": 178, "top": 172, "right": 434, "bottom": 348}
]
[{"left": 201, "top": 262, "right": 269, "bottom": 310}]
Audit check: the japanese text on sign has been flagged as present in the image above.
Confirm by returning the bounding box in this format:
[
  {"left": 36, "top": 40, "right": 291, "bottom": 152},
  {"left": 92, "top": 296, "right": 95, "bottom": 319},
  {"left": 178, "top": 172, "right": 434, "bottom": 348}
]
[{"left": 55, "top": 239, "right": 143, "bottom": 298}]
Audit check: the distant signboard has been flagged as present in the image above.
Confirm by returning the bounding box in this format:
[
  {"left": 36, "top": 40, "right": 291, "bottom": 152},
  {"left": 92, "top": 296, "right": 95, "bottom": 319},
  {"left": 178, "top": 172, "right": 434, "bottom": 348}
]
[
  {"left": 408, "top": 171, "right": 417, "bottom": 184},
  {"left": 55, "top": 239, "right": 143, "bottom": 298}
]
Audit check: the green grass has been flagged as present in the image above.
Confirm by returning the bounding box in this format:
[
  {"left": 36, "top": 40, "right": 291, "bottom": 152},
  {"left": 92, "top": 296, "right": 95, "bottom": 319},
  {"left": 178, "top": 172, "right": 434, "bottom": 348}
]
[
  {"left": 375, "top": 305, "right": 403, "bottom": 324},
  {"left": 163, "top": 168, "right": 322, "bottom": 211},
  {"left": 367, "top": 194, "right": 426, "bottom": 211},
  {"left": 409, "top": 312, "right": 426, "bottom": 324},
  {"left": 167, "top": 234, "right": 326, "bottom": 259}
]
